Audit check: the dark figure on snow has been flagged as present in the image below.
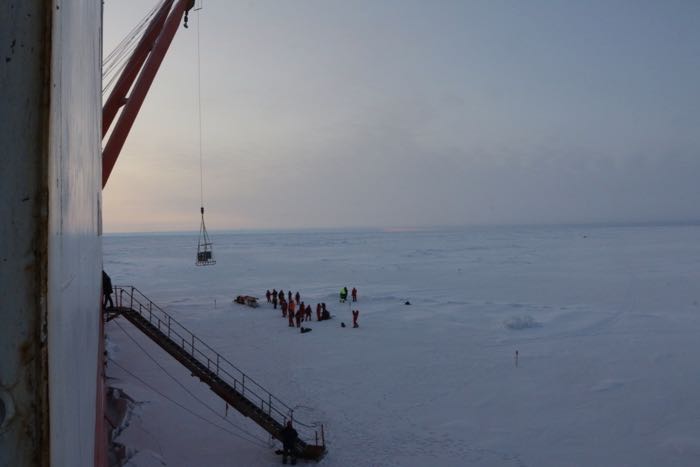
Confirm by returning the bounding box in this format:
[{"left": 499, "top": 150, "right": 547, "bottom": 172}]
[
  {"left": 288, "top": 290, "right": 293, "bottom": 304},
  {"left": 273, "top": 294, "right": 278, "bottom": 309},
  {"left": 321, "top": 303, "right": 331, "bottom": 321},
  {"left": 316, "top": 303, "right": 322, "bottom": 321},
  {"left": 295, "top": 291, "right": 300, "bottom": 304},
  {"left": 305, "top": 304, "right": 312, "bottom": 321},
  {"left": 288, "top": 301, "right": 296, "bottom": 327},
  {"left": 102, "top": 271, "right": 114, "bottom": 309},
  {"left": 281, "top": 299, "right": 288, "bottom": 317},
  {"left": 339, "top": 286, "right": 348, "bottom": 303},
  {"left": 351, "top": 287, "right": 357, "bottom": 302},
  {"left": 266, "top": 290, "right": 272, "bottom": 303},
  {"left": 352, "top": 309, "right": 359, "bottom": 328},
  {"left": 280, "top": 421, "right": 298, "bottom": 465},
  {"left": 295, "top": 307, "right": 303, "bottom": 328},
  {"left": 278, "top": 290, "right": 284, "bottom": 302}
]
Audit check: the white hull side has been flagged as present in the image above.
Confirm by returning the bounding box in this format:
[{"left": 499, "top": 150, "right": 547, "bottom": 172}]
[{"left": 46, "top": 1, "right": 103, "bottom": 466}]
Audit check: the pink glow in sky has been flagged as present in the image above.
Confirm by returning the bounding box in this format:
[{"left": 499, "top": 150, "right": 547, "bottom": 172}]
[{"left": 102, "top": 0, "right": 700, "bottom": 233}]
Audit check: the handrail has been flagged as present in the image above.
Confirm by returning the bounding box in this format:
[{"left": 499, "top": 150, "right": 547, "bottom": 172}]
[{"left": 112, "top": 285, "right": 322, "bottom": 442}]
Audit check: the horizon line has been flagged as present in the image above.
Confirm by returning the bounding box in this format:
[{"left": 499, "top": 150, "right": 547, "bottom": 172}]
[{"left": 102, "top": 218, "right": 700, "bottom": 236}]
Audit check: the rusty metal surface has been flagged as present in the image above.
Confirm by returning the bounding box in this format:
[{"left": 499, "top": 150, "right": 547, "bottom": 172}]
[
  {"left": 0, "top": 1, "right": 103, "bottom": 466},
  {"left": 0, "top": 1, "right": 52, "bottom": 466}
]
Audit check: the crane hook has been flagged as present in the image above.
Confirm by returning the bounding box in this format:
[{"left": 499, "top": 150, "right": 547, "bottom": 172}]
[{"left": 183, "top": 0, "right": 196, "bottom": 28}]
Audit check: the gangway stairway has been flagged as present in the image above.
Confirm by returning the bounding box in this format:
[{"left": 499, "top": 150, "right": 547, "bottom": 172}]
[{"left": 110, "top": 286, "right": 326, "bottom": 461}]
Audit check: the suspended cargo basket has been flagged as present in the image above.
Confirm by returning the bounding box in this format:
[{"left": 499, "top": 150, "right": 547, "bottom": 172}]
[
  {"left": 197, "top": 249, "right": 213, "bottom": 263},
  {"left": 196, "top": 207, "right": 216, "bottom": 266}
]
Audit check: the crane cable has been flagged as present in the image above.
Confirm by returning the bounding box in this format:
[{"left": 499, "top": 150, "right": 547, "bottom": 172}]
[
  {"left": 194, "top": 2, "right": 215, "bottom": 265},
  {"left": 102, "top": 0, "right": 166, "bottom": 96},
  {"left": 196, "top": 4, "right": 204, "bottom": 210}
]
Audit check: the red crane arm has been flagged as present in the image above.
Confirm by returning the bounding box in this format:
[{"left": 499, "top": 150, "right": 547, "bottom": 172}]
[
  {"left": 102, "top": 0, "right": 173, "bottom": 137},
  {"left": 102, "top": 0, "right": 195, "bottom": 188}
]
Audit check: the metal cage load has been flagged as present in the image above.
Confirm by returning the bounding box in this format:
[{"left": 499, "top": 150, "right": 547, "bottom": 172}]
[{"left": 196, "top": 206, "right": 215, "bottom": 266}]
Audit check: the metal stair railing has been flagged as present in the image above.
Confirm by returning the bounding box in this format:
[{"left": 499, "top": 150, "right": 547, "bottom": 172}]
[{"left": 112, "top": 285, "right": 323, "bottom": 445}]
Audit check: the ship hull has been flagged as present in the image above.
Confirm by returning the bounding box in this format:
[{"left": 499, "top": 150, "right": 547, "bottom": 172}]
[{"left": 1, "top": 1, "right": 104, "bottom": 466}]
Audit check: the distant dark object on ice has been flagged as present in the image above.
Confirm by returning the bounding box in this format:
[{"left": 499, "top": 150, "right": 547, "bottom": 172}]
[
  {"left": 341, "top": 322, "right": 345, "bottom": 328},
  {"left": 234, "top": 295, "right": 259, "bottom": 308},
  {"left": 300, "top": 327, "right": 312, "bottom": 334},
  {"left": 504, "top": 315, "right": 540, "bottom": 330},
  {"left": 404, "top": 301, "right": 411, "bottom": 305}
]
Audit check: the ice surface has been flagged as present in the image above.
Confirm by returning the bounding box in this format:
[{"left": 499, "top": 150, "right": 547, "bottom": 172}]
[{"left": 104, "top": 224, "right": 700, "bottom": 466}]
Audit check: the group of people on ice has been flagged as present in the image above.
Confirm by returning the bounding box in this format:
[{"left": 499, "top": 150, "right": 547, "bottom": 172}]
[
  {"left": 263, "top": 287, "right": 359, "bottom": 463},
  {"left": 264, "top": 286, "right": 360, "bottom": 330},
  {"left": 265, "top": 288, "right": 333, "bottom": 327},
  {"left": 339, "top": 286, "right": 360, "bottom": 328},
  {"left": 339, "top": 286, "right": 358, "bottom": 303}
]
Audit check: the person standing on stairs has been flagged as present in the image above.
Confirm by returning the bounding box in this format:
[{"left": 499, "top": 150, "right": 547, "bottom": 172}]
[
  {"left": 102, "top": 270, "right": 114, "bottom": 309},
  {"left": 280, "top": 421, "right": 299, "bottom": 465}
]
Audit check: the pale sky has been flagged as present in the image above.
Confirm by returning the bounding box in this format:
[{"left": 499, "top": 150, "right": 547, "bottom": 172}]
[{"left": 102, "top": 0, "right": 700, "bottom": 233}]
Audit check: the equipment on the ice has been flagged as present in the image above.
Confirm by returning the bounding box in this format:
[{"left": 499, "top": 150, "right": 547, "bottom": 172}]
[{"left": 233, "top": 295, "right": 258, "bottom": 308}]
